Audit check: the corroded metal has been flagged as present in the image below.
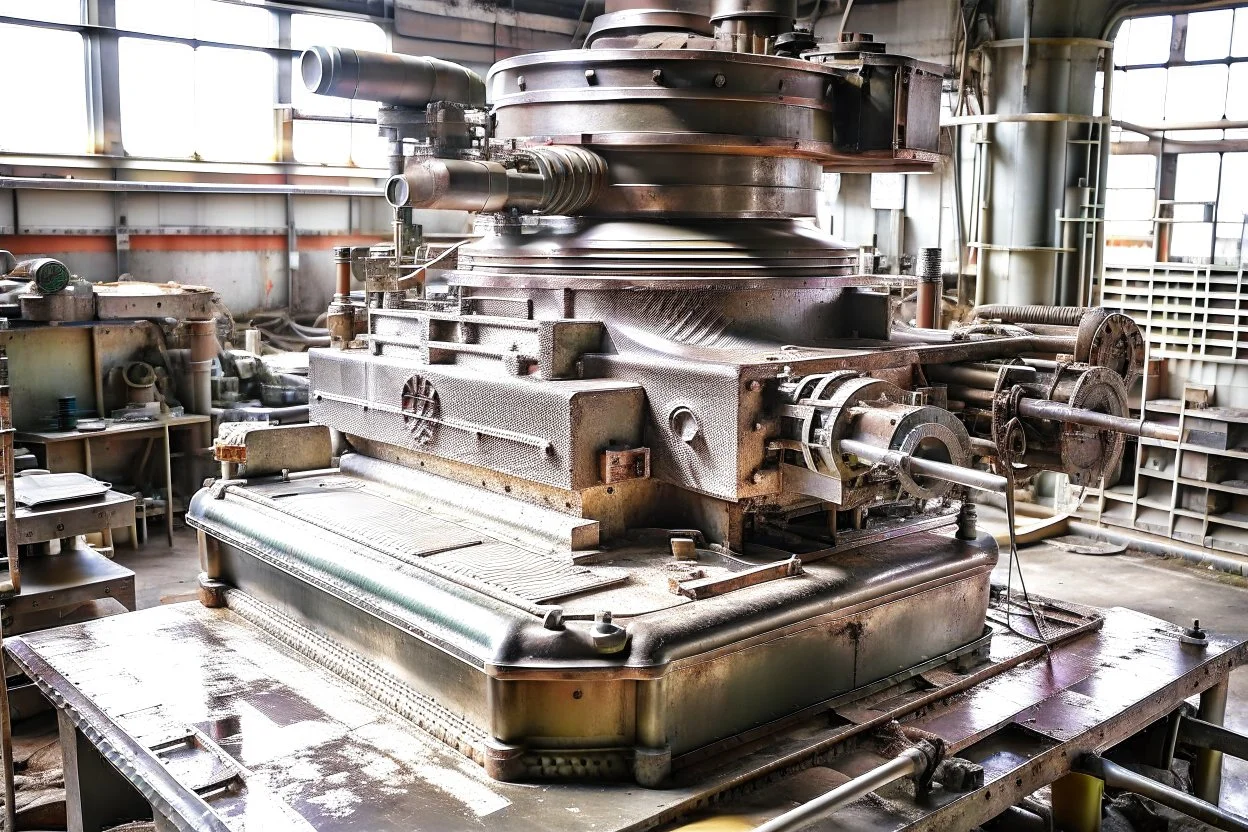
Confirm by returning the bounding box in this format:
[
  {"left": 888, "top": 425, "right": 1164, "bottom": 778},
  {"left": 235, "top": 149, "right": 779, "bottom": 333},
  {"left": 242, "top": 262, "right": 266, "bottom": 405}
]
[{"left": 6, "top": 601, "right": 1243, "bottom": 830}]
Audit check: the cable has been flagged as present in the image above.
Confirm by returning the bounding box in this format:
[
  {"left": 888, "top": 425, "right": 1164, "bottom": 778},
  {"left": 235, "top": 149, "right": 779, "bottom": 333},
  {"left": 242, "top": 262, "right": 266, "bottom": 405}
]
[
  {"left": 836, "top": 0, "right": 855, "bottom": 38},
  {"left": 996, "top": 424, "right": 1053, "bottom": 649}
]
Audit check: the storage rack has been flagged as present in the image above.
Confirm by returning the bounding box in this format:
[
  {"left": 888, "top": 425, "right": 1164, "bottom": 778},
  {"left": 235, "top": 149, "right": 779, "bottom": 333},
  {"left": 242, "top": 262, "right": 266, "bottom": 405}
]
[{"left": 1082, "top": 263, "right": 1248, "bottom": 557}]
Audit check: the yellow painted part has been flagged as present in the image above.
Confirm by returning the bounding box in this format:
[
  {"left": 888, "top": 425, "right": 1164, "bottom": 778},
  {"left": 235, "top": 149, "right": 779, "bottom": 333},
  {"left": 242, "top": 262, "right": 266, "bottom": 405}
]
[{"left": 1051, "top": 771, "right": 1104, "bottom": 832}]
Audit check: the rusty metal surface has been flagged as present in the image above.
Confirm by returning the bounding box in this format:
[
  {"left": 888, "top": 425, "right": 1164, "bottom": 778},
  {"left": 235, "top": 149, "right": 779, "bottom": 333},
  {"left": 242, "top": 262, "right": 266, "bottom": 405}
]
[
  {"left": 688, "top": 607, "right": 1248, "bottom": 831},
  {"left": 7, "top": 602, "right": 1244, "bottom": 831}
]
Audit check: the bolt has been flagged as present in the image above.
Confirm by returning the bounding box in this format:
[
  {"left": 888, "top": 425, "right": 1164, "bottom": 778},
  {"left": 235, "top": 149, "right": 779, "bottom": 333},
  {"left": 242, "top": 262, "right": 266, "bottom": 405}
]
[
  {"left": 584, "top": 69, "right": 597, "bottom": 84},
  {"left": 752, "top": 470, "right": 766, "bottom": 484},
  {"left": 713, "top": 73, "right": 727, "bottom": 88},
  {"left": 747, "top": 380, "right": 761, "bottom": 392},
  {"left": 595, "top": 610, "right": 612, "bottom": 627},
  {"left": 517, "top": 75, "right": 526, "bottom": 91},
  {"left": 652, "top": 68, "right": 664, "bottom": 84},
  {"left": 824, "top": 82, "right": 834, "bottom": 97}
]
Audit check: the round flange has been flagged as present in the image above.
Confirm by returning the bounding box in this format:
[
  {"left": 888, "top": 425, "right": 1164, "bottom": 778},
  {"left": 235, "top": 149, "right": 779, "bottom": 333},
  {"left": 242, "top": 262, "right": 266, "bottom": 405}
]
[
  {"left": 1079, "top": 312, "right": 1145, "bottom": 387},
  {"left": 1062, "top": 366, "right": 1129, "bottom": 486}
]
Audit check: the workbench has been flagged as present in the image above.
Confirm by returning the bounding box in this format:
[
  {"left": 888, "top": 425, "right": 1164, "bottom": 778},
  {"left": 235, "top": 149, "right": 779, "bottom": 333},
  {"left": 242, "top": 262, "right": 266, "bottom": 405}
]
[
  {"left": 17, "top": 415, "right": 210, "bottom": 546},
  {"left": 2, "top": 490, "right": 137, "bottom": 634},
  {"left": 4, "top": 594, "right": 1243, "bottom": 832}
]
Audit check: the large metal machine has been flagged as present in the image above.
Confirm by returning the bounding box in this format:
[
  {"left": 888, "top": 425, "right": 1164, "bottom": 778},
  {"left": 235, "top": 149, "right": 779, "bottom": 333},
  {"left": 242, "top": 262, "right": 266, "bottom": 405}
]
[
  {"left": 82, "top": 3, "right": 1239, "bottom": 829},
  {"left": 186, "top": 0, "right": 1168, "bottom": 785}
]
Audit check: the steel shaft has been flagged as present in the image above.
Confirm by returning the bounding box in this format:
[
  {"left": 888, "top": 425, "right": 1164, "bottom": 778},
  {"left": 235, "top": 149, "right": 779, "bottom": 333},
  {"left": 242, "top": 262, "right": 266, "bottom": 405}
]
[
  {"left": 1017, "top": 398, "right": 1181, "bottom": 442},
  {"left": 840, "top": 439, "right": 1008, "bottom": 494}
]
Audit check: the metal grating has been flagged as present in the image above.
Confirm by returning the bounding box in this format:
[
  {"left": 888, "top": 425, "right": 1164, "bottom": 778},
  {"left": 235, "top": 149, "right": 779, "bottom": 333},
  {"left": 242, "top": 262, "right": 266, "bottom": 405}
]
[{"left": 425, "top": 541, "right": 627, "bottom": 603}]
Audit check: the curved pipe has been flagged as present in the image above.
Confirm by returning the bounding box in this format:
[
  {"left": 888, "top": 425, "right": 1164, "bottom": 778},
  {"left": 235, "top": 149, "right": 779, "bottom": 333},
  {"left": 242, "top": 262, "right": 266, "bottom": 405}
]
[{"left": 301, "top": 46, "right": 486, "bottom": 108}]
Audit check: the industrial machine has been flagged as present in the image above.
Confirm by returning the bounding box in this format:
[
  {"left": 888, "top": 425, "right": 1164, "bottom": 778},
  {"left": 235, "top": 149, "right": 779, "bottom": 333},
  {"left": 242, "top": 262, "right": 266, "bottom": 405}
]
[
  {"left": 8, "top": 4, "right": 1245, "bottom": 831},
  {"left": 189, "top": 0, "right": 1174, "bottom": 786}
]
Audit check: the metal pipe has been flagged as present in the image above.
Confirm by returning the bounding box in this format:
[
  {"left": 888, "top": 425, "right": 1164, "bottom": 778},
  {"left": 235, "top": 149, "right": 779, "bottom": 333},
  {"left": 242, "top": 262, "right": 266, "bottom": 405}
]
[
  {"left": 0, "top": 177, "right": 378, "bottom": 197},
  {"left": 187, "top": 320, "right": 217, "bottom": 417},
  {"left": 839, "top": 439, "right": 1009, "bottom": 494},
  {"left": 1194, "top": 679, "right": 1230, "bottom": 805},
  {"left": 301, "top": 46, "right": 486, "bottom": 108},
  {"left": 916, "top": 246, "right": 941, "bottom": 329},
  {"left": 926, "top": 364, "right": 1003, "bottom": 389},
  {"left": 0, "top": 350, "right": 18, "bottom": 595},
  {"left": 751, "top": 747, "right": 925, "bottom": 832},
  {"left": 0, "top": 605, "right": 13, "bottom": 832},
  {"left": 972, "top": 303, "right": 1087, "bottom": 327},
  {"left": 388, "top": 147, "right": 607, "bottom": 216},
  {"left": 1078, "top": 755, "right": 1248, "bottom": 832},
  {"left": 1180, "top": 713, "right": 1248, "bottom": 764},
  {"left": 945, "top": 384, "right": 995, "bottom": 406},
  {"left": 1067, "top": 520, "right": 1248, "bottom": 578},
  {"left": 1017, "top": 397, "right": 1181, "bottom": 442}
]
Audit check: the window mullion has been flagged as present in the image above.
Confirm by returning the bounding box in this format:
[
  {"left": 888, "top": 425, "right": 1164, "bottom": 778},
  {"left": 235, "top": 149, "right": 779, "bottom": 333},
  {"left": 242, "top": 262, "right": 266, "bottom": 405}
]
[{"left": 84, "top": 0, "right": 123, "bottom": 155}]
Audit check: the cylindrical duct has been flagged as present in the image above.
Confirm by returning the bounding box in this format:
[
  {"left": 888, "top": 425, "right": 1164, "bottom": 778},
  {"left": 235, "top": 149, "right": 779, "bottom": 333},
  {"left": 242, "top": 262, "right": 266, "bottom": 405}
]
[
  {"left": 916, "top": 246, "right": 941, "bottom": 329},
  {"left": 301, "top": 47, "right": 486, "bottom": 108},
  {"left": 188, "top": 319, "right": 218, "bottom": 416},
  {"left": 387, "top": 147, "right": 607, "bottom": 215}
]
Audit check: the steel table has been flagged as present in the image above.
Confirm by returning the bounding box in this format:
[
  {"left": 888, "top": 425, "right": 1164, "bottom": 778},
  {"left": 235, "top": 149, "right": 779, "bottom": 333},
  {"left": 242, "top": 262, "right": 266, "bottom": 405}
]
[{"left": 3, "top": 596, "right": 1244, "bottom": 832}]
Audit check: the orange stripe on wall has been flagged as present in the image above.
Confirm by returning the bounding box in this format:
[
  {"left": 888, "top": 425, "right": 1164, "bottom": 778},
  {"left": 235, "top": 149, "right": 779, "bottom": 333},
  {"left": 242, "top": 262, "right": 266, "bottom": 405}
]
[{"left": 0, "top": 233, "right": 386, "bottom": 254}]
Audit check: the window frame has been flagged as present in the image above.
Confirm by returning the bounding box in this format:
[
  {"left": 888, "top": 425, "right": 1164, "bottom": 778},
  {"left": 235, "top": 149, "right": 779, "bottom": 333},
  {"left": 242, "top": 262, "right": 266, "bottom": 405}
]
[
  {"left": 1106, "top": 7, "right": 1248, "bottom": 267},
  {"left": 0, "top": 0, "right": 391, "bottom": 174}
]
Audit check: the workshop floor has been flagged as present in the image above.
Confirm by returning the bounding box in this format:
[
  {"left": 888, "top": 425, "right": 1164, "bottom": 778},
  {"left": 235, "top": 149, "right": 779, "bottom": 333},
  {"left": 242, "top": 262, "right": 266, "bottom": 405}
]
[{"left": 111, "top": 523, "right": 1248, "bottom": 816}]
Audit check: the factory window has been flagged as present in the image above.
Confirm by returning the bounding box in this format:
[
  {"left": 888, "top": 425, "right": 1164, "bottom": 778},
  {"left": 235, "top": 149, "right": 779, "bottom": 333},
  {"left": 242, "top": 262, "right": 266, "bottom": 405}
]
[
  {"left": 116, "top": 0, "right": 277, "bottom": 161},
  {"left": 0, "top": 1, "right": 89, "bottom": 154},
  {"left": 290, "top": 13, "right": 389, "bottom": 168},
  {"left": 1104, "top": 8, "right": 1248, "bottom": 266}
]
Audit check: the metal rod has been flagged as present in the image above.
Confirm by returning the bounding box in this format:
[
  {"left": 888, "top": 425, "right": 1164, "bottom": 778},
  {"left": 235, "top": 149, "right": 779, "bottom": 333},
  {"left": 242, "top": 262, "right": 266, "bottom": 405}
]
[
  {"left": 1180, "top": 713, "right": 1248, "bottom": 763},
  {"left": 1079, "top": 755, "right": 1248, "bottom": 832},
  {"left": 1017, "top": 398, "right": 1181, "bottom": 442},
  {"left": 752, "top": 747, "right": 924, "bottom": 832},
  {"left": 0, "top": 605, "right": 12, "bottom": 832},
  {"left": 839, "top": 439, "right": 1009, "bottom": 494},
  {"left": 0, "top": 177, "right": 379, "bottom": 198},
  {"left": 0, "top": 351, "right": 17, "bottom": 595},
  {"left": 1194, "top": 679, "right": 1231, "bottom": 805},
  {"left": 926, "top": 364, "right": 1003, "bottom": 389}
]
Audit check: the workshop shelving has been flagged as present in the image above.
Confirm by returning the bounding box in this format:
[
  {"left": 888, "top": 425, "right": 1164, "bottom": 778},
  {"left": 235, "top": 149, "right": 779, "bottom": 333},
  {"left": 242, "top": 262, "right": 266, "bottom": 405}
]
[{"left": 1081, "top": 263, "right": 1248, "bottom": 559}]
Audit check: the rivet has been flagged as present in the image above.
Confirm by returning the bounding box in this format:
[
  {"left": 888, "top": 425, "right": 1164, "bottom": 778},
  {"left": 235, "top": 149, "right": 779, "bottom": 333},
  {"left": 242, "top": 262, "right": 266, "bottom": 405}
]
[{"left": 713, "top": 73, "right": 727, "bottom": 87}]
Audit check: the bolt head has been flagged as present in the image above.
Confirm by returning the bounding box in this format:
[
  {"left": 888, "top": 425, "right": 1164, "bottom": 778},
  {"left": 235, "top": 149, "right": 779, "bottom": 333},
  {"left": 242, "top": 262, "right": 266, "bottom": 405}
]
[{"left": 713, "top": 73, "right": 727, "bottom": 88}]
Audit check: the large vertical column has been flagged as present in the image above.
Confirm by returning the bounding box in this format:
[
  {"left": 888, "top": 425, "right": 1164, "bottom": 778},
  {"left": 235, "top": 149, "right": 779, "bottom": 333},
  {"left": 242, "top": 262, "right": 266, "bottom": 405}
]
[{"left": 980, "top": 0, "right": 1112, "bottom": 306}]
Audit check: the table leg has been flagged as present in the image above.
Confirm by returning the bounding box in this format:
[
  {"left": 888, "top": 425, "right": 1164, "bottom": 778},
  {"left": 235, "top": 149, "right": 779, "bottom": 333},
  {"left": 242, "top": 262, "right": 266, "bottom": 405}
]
[
  {"left": 59, "top": 710, "right": 149, "bottom": 832},
  {"left": 164, "top": 425, "right": 173, "bottom": 546}
]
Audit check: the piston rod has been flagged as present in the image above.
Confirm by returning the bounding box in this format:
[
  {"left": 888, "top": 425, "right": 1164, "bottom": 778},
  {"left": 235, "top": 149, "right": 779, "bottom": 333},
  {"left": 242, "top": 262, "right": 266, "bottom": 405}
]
[
  {"left": 839, "top": 439, "right": 1008, "bottom": 494},
  {"left": 752, "top": 747, "right": 927, "bottom": 832},
  {"left": 1017, "top": 398, "right": 1181, "bottom": 442}
]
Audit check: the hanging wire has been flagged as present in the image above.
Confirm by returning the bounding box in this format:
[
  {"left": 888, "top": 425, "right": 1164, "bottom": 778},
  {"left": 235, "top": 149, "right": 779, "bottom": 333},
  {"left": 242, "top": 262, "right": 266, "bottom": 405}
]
[{"left": 996, "top": 424, "right": 1054, "bottom": 650}]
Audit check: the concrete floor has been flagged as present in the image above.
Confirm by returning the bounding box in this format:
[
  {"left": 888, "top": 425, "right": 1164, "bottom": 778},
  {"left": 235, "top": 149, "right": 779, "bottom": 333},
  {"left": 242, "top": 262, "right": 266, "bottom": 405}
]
[{"left": 114, "top": 523, "right": 1248, "bottom": 815}]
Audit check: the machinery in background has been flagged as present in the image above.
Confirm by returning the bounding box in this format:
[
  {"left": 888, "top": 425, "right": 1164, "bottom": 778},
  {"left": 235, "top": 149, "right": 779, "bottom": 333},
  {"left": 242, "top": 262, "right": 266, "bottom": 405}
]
[{"left": 5, "top": 3, "right": 1245, "bottom": 832}]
